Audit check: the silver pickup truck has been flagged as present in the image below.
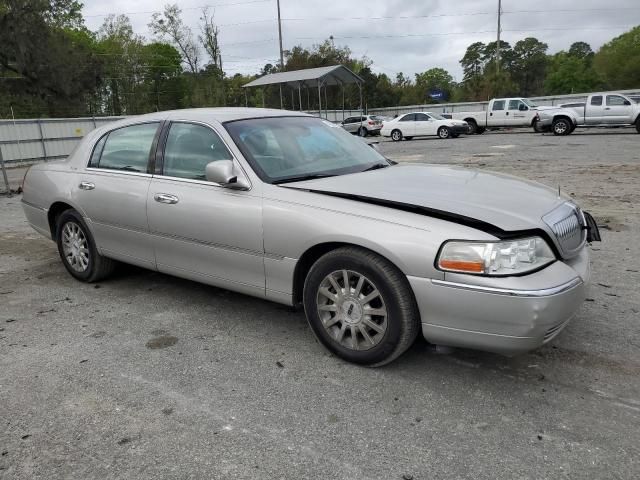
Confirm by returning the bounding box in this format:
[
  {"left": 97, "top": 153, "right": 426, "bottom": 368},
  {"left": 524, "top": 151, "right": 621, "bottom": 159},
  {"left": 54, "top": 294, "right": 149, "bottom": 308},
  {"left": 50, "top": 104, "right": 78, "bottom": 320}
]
[{"left": 536, "top": 92, "right": 640, "bottom": 135}]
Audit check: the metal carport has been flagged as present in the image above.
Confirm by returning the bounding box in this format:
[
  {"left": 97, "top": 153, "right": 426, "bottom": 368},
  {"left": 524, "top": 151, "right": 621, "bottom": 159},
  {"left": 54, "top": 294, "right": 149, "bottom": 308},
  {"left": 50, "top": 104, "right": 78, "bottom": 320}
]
[{"left": 242, "top": 65, "right": 364, "bottom": 121}]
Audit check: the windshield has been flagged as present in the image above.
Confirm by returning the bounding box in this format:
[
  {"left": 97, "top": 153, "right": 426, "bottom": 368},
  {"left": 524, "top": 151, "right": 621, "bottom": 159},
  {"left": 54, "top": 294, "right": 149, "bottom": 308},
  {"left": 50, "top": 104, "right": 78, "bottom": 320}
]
[
  {"left": 224, "top": 116, "right": 388, "bottom": 183},
  {"left": 522, "top": 98, "right": 538, "bottom": 108}
]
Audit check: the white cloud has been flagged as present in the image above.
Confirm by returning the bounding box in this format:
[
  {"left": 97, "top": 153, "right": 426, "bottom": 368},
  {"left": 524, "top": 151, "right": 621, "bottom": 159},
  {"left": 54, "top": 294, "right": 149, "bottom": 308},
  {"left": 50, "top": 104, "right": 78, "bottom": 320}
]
[{"left": 81, "top": 0, "right": 640, "bottom": 78}]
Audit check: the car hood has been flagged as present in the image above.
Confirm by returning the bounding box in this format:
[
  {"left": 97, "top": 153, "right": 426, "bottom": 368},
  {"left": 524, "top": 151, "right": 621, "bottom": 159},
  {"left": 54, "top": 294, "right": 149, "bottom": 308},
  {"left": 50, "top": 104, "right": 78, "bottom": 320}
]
[{"left": 285, "top": 164, "right": 566, "bottom": 233}]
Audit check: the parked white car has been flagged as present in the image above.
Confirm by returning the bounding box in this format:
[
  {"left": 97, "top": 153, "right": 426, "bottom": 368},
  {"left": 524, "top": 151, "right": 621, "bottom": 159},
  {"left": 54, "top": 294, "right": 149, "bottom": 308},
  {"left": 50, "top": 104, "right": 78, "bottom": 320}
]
[
  {"left": 381, "top": 112, "right": 468, "bottom": 141},
  {"left": 536, "top": 92, "right": 640, "bottom": 135}
]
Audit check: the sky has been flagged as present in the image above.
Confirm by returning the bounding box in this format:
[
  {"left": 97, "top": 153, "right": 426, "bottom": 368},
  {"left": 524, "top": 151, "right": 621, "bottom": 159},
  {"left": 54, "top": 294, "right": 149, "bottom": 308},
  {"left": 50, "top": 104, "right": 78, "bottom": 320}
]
[{"left": 81, "top": 0, "right": 640, "bottom": 81}]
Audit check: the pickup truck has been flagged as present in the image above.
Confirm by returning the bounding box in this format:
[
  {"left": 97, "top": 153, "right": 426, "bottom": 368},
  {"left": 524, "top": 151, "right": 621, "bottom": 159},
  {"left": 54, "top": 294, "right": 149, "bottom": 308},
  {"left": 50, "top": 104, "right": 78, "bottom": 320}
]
[
  {"left": 451, "top": 98, "right": 544, "bottom": 134},
  {"left": 536, "top": 92, "right": 640, "bottom": 135}
]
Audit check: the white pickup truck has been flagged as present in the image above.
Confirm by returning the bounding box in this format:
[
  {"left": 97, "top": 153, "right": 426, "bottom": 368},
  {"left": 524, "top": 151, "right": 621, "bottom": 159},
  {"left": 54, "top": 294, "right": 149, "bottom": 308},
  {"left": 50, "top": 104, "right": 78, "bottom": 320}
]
[
  {"left": 451, "top": 98, "right": 545, "bottom": 134},
  {"left": 536, "top": 92, "right": 640, "bottom": 135}
]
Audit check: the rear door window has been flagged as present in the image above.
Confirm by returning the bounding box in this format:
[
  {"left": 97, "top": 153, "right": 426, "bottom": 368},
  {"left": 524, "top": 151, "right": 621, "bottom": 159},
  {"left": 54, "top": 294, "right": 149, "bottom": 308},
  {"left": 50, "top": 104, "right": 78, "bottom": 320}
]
[
  {"left": 591, "top": 96, "right": 603, "bottom": 106},
  {"left": 492, "top": 100, "right": 506, "bottom": 111},
  {"left": 94, "top": 123, "right": 159, "bottom": 172}
]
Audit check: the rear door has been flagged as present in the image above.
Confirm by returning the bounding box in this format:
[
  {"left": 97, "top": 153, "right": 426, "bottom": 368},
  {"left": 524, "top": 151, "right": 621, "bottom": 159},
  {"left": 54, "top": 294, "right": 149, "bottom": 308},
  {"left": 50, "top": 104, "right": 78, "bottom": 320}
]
[
  {"left": 398, "top": 113, "right": 416, "bottom": 136},
  {"left": 585, "top": 95, "right": 604, "bottom": 124},
  {"left": 342, "top": 117, "right": 357, "bottom": 133},
  {"left": 603, "top": 95, "right": 634, "bottom": 123},
  {"left": 146, "top": 120, "right": 265, "bottom": 297},
  {"left": 488, "top": 99, "right": 507, "bottom": 126},
  {"left": 76, "top": 122, "right": 161, "bottom": 269}
]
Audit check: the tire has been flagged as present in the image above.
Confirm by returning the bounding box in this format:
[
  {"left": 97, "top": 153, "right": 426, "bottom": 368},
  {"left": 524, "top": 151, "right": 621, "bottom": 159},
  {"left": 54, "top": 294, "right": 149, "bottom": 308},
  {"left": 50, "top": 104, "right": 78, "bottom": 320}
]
[
  {"left": 437, "top": 126, "right": 450, "bottom": 139},
  {"left": 466, "top": 119, "right": 478, "bottom": 135},
  {"left": 635, "top": 117, "right": 640, "bottom": 133},
  {"left": 358, "top": 126, "right": 368, "bottom": 137},
  {"left": 303, "top": 247, "right": 420, "bottom": 367},
  {"left": 552, "top": 118, "right": 571, "bottom": 136},
  {"left": 476, "top": 127, "right": 486, "bottom": 134},
  {"left": 55, "top": 209, "right": 116, "bottom": 282},
  {"left": 533, "top": 120, "right": 546, "bottom": 133},
  {"left": 391, "top": 129, "right": 402, "bottom": 142}
]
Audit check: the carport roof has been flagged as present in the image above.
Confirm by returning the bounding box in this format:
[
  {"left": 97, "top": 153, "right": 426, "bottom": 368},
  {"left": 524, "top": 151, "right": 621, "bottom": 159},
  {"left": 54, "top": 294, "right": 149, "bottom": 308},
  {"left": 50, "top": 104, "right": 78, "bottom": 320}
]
[{"left": 243, "top": 65, "right": 363, "bottom": 88}]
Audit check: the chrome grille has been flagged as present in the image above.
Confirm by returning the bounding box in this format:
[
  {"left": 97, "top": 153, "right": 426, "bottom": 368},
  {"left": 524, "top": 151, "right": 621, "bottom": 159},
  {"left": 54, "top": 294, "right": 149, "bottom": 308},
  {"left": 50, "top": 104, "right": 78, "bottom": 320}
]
[{"left": 543, "top": 203, "right": 586, "bottom": 258}]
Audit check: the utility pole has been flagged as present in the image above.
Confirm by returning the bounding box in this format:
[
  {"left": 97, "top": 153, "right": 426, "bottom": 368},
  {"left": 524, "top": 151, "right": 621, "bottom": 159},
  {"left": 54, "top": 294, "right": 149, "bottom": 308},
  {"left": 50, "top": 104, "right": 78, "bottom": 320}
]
[
  {"left": 277, "top": 0, "right": 284, "bottom": 109},
  {"left": 496, "top": 0, "right": 502, "bottom": 74}
]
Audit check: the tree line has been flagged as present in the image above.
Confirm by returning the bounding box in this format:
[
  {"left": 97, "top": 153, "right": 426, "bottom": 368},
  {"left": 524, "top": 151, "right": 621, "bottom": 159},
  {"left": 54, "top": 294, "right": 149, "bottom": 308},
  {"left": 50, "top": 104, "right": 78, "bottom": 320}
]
[{"left": 1, "top": 0, "right": 638, "bottom": 118}]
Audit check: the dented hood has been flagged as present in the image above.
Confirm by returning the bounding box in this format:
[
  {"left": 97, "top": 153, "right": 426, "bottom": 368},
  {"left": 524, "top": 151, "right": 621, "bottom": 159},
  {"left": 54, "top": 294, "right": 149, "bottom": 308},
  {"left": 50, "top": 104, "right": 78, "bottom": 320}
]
[{"left": 285, "top": 163, "right": 566, "bottom": 233}]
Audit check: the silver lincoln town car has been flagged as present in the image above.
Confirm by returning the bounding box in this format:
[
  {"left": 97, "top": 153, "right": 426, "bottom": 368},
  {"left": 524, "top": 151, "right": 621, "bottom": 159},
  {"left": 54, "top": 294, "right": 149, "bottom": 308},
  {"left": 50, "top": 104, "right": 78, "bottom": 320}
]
[{"left": 21, "top": 108, "right": 600, "bottom": 366}]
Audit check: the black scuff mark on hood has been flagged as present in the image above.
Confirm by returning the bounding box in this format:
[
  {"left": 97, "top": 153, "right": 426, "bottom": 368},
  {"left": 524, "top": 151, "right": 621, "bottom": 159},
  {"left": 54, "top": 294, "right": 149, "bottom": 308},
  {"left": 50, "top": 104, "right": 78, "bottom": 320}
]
[{"left": 284, "top": 187, "right": 561, "bottom": 258}]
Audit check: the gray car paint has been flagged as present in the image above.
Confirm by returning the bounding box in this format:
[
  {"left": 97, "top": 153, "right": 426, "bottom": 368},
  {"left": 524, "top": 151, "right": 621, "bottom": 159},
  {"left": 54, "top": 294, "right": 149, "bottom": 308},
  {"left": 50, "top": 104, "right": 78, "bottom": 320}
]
[{"left": 21, "top": 108, "right": 592, "bottom": 355}]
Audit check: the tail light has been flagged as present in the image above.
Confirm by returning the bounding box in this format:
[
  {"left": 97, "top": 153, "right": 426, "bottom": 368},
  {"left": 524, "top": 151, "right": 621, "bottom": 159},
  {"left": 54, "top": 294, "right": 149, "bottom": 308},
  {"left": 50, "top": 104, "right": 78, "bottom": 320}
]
[{"left": 368, "top": 121, "right": 375, "bottom": 125}]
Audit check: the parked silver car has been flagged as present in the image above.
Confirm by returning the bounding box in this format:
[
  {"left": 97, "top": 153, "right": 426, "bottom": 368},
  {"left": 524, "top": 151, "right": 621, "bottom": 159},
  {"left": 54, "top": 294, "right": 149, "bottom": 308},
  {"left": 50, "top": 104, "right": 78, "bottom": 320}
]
[
  {"left": 340, "top": 115, "right": 383, "bottom": 136},
  {"left": 21, "top": 108, "right": 600, "bottom": 366}
]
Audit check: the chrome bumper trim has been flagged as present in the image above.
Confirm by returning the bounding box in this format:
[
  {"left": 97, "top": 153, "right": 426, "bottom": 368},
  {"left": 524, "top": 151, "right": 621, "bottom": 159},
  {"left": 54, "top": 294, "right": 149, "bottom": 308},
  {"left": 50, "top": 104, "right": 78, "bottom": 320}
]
[{"left": 431, "top": 277, "right": 583, "bottom": 297}]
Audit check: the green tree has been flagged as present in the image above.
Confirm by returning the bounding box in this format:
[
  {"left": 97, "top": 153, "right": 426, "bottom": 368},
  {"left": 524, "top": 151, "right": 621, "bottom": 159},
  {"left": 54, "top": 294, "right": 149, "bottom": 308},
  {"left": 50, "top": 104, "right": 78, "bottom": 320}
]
[
  {"left": 593, "top": 25, "right": 640, "bottom": 89},
  {"left": 511, "top": 37, "right": 548, "bottom": 96},
  {"left": 149, "top": 4, "right": 199, "bottom": 74},
  {"left": 415, "top": 67, "right": 456, "bottom": 102}
]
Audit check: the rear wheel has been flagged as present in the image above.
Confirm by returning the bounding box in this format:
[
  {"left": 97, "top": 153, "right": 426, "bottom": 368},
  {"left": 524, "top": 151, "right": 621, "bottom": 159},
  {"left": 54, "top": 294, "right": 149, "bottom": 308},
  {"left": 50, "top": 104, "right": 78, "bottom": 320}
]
[
  {"left": 533, "top": 119, "right": 546, "bottom": 133},
  {"left": 391, "top": 129, "right": 402, "bottom": 142},
  {"left": 303, "top": 247, "right": 420, "bottom": 366},
  {"left": 466, "top": 119, "right": 478, "bottom": 134},
  {"left": 635, "top": 117, "right": 640, "bottom": 133},
  {"left": 437, "top": 126, "right": 450, "bottom": 139},
  {"left": 552, "top": 118, "right": 571, "bottom": 136},
  {"left": 56, "top": 209, "right": 116, "bottom": 282},
  {"left": 358, "top": 126, "right": 368, "bottom": 137}
]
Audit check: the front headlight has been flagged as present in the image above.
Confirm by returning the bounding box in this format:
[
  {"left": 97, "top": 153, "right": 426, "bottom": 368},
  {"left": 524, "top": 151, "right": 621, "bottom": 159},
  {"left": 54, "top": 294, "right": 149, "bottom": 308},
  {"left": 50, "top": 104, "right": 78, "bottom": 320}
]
[{"left": 437, "top": 237, "right": 555, "bottom": 276}]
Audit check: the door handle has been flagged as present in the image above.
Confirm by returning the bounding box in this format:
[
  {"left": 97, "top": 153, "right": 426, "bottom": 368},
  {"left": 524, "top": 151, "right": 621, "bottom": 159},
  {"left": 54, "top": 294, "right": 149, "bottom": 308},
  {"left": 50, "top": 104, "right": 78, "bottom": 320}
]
[
  {"left": 506, "top": 112, "right": 509, "bottom": 115},
  {"left": 604, "top": 107, "right": 611, "bottom": 110},
  {"left": 154, "top": 193, "right": 179, "bottom": 205},
  {"left": 79, "top": 182, "right": 95, "bottom": 190}
]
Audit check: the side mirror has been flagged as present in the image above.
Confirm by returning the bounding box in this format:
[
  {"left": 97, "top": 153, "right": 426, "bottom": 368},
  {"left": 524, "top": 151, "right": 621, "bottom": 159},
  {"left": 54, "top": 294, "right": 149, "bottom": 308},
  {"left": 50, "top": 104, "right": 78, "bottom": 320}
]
[
  {"left": 519, "top": 104, "right": 528, "bottom": 111},
  {"left": 205, "top": 160, "right": 249, "bottom": 190},
  {"left": 624, "top": 100, "right": 631, "bottom": 106}
]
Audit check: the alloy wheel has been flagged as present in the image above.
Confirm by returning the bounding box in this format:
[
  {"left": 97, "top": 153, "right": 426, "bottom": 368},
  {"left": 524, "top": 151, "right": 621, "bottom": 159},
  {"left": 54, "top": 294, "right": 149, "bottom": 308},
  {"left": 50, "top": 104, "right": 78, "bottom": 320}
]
[
  {"left": 61, "top": 221, "right": 89, "bottom": 272},
  {"left": 316, "top": 269, "right": 388, "bottom": 351}
]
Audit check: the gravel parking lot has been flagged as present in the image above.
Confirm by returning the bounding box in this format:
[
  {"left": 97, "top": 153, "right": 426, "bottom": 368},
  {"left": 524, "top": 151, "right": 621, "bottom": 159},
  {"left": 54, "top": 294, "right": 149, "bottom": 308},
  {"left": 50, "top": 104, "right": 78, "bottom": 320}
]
[{"left": 1, "top": 128, "right": 639, "bottom": 479}]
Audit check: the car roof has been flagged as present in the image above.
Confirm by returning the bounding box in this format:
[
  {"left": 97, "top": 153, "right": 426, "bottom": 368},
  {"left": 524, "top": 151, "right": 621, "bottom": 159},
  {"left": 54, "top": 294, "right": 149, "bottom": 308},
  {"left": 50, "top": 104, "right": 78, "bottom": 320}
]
[{"left": 100, "top": 107, "right": 312, "bottom": 131}]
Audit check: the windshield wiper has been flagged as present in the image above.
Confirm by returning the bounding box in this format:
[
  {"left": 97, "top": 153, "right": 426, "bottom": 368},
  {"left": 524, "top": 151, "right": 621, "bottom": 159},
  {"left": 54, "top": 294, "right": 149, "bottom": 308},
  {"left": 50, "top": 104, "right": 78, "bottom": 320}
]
[
  {"left": 361, "top": 162, "right": 390, "bottom": 172},
  {"left": 272, "top": 173, "right": 337, "bottom": 185}
]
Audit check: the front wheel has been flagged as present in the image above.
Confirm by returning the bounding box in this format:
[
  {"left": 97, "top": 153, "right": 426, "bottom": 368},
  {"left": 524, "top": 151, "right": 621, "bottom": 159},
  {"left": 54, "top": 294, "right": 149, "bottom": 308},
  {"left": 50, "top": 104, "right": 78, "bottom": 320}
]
[
  {"left": 358, "top": 126, "right": 368, "bottom": 137},
  {"left": 635, "top": 117, "right": 640, "bottom": 133},
  {"left": 391, "top": 129, "right": 402, "bottom": 142},
  {"left": 466, "top": 119, "right": 478, "bottom": 134},
  {"left": 303, "top": 247, "right": 420, "bottom": 366},
  {"left": 56, "top": 209, "right": 116, "bottom": 282},
  {"left": 533, "top": 120, "right": 546, "bottom": 133},
  {"left": 437, "top": 126, "right": 450, "bottom": 139},
  {"left": 552, "top": 118, "right": 571, "bottom": 136}
]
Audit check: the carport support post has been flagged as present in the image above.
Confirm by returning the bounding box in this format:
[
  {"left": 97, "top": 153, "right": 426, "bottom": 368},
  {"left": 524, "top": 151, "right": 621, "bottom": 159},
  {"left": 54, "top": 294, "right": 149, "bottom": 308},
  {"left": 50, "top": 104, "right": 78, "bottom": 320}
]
[
  {"left": 37, "top": 119, "right": 48, "bottom": 162},
  {"left": 279, "top": 84, "right": 283, "bottom": 109},
  {"left": 298, "top": 83, "right": 302, "bottom": 111},
  {"left": 317, "top": 82, "right": 322, "bottom": 118},
  {"left": 0, "top": 147, "right": 11, "bottom": 197},
  {"left": 245, "top": 89, "right": 248, "bottom": 107}
]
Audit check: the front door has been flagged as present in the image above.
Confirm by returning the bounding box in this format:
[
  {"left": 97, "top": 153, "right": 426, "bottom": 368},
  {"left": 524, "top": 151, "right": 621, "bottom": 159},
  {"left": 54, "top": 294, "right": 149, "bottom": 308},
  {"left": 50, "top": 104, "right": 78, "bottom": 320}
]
[
  {"left": 508, "top": 99, "right": 529, "bottom": 126},
  {"left": 603, "top": 95, "right": 634, "bottom": 123},
  {"left": 75, "top": 122, "right": 160, "bottom": 269},
  {"left": 146, "top": 121, "right": 265, "bottom": 298}
]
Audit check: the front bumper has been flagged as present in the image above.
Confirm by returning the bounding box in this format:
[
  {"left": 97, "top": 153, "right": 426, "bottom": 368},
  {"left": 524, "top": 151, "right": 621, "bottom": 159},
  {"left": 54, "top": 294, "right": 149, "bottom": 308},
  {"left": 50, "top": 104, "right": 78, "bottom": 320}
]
[
  {"left": 450, "top": 125, "right": 468, "bottom": 135},
  {"left": 408, "top": 248, "right": 591, "bottom": 355}
]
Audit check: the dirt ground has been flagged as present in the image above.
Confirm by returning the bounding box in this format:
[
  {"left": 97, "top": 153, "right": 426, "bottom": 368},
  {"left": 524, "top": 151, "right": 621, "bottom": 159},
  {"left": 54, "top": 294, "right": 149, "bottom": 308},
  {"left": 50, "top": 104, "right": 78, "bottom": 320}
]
[{"left": 1, "top": 128, "right": 639, "bottom": 479}]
